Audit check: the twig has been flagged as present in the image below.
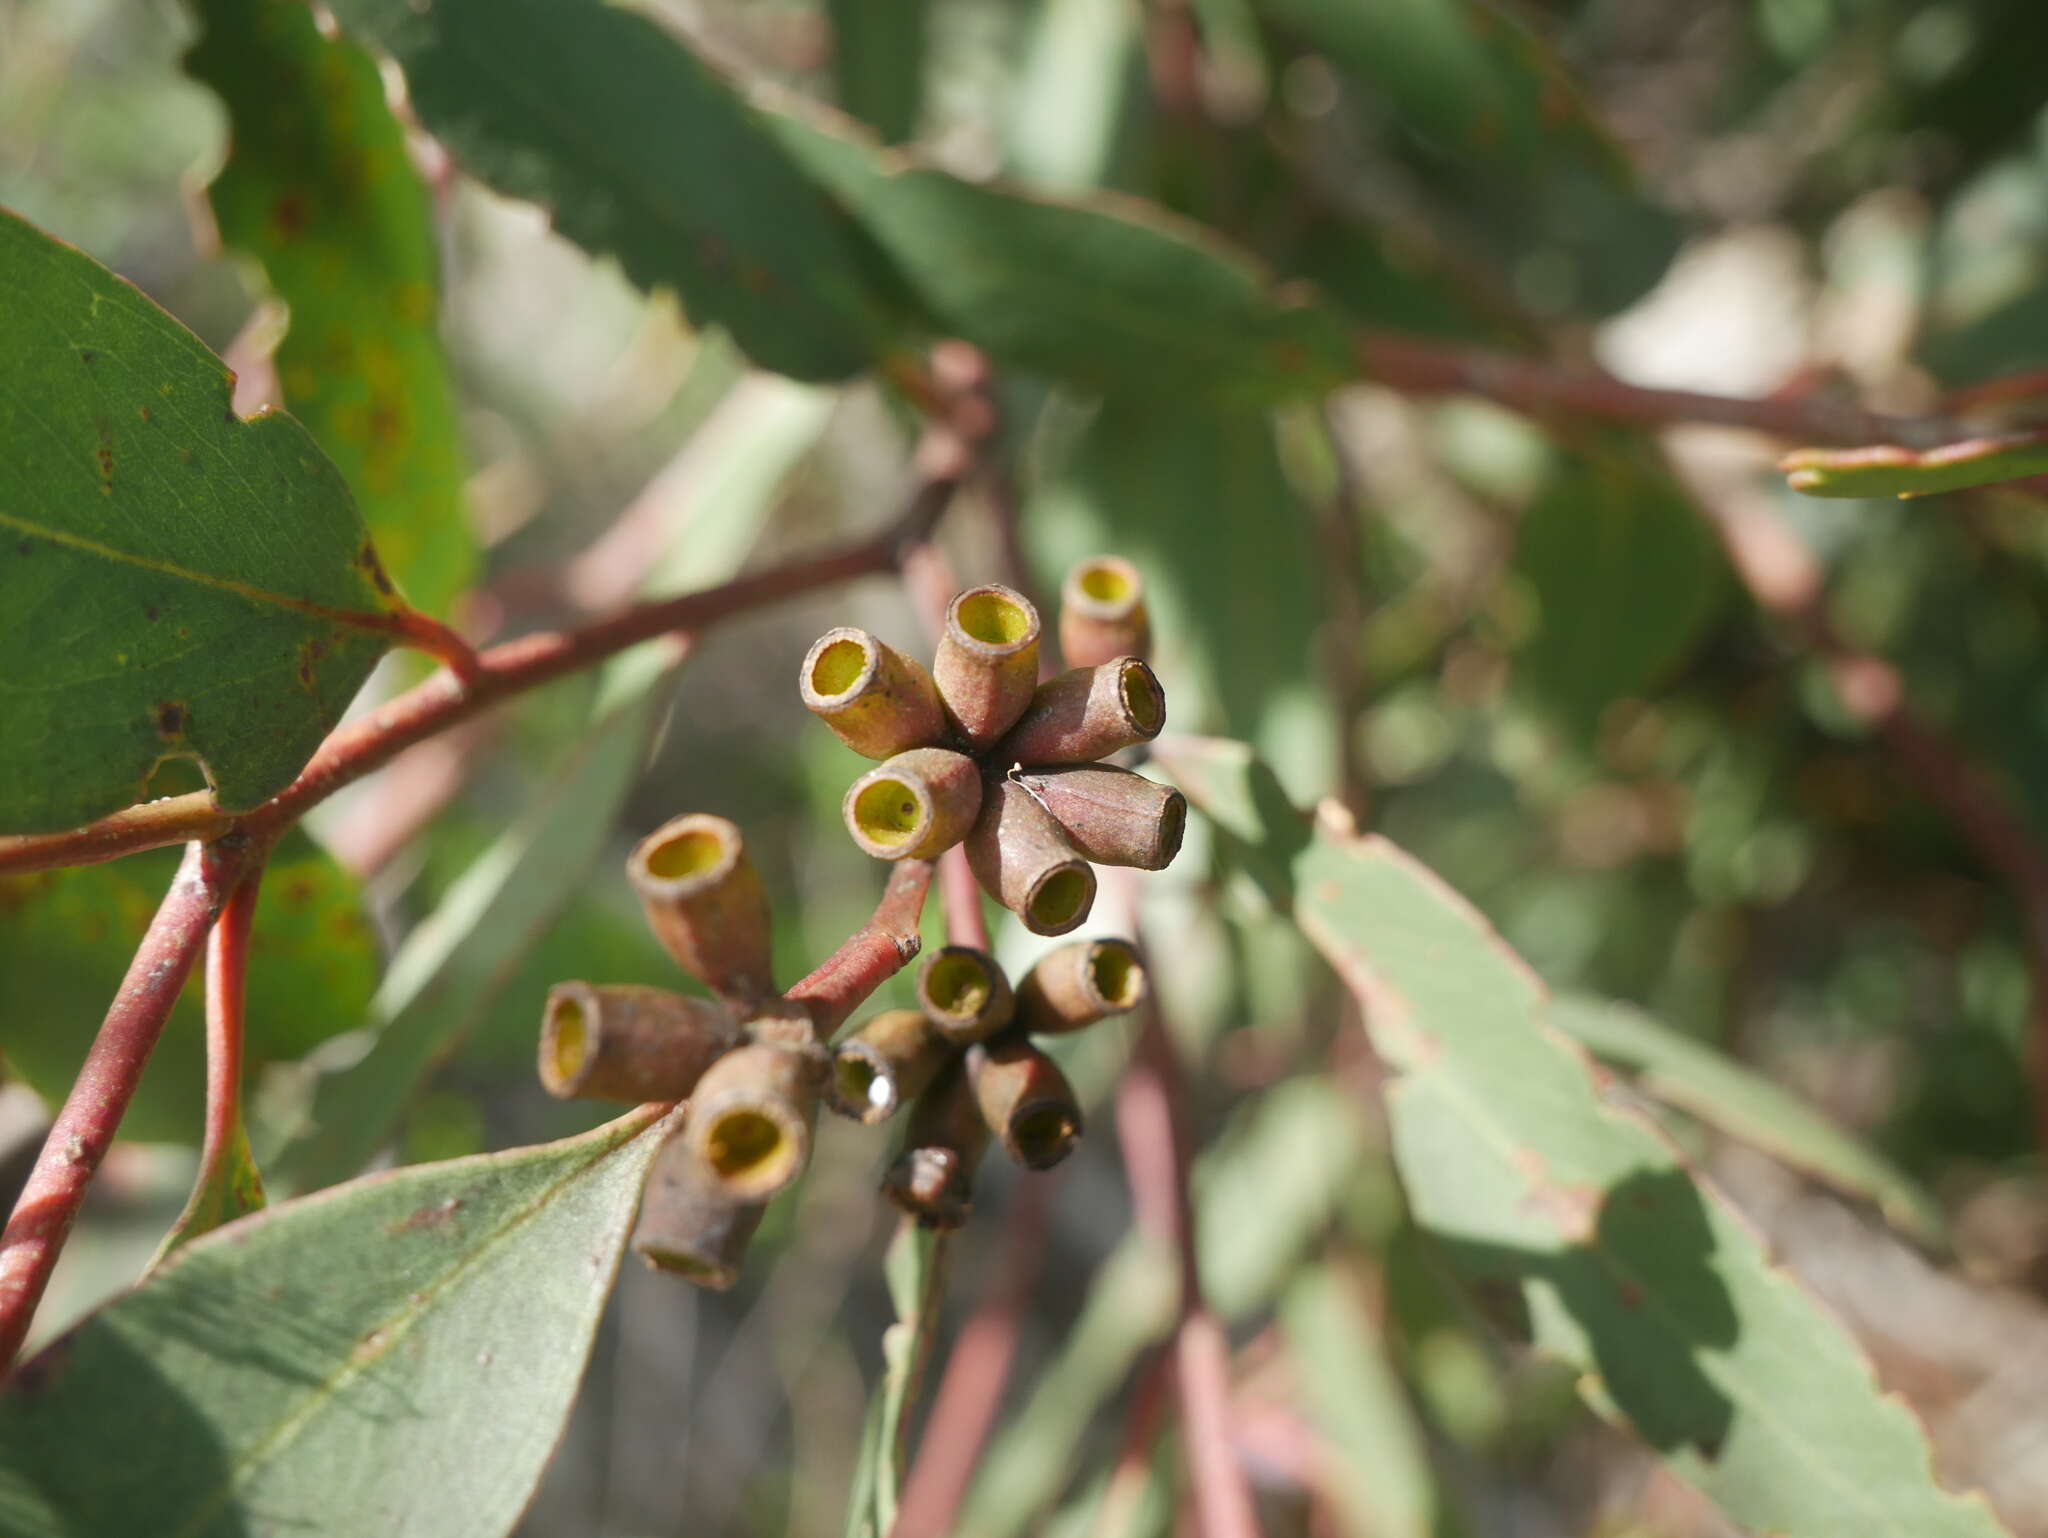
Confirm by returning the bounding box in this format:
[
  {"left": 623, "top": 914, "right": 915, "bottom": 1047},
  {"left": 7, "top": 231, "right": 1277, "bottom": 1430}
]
[
  {"left": 786, "top": 858, "right": 936, "bottom": 1037},
  {"left": 1670, "top": 439, "right": 2048, "bottom": 1157},
  {"left": 0, "top": 835, "right": 253, "bottom": 1374},
  {"left": 1117, "top": 1001, "right": 1263, "bottom": 1538},
  {"left": 0, "top": 792, "right": 230, "bottom": 874},
  {"left": 196, "top": 862, "right": 264, "bottom": 1215},
  {"left": 938, "top": 845, "right": 992, "bottom": 952},
  {"left": 893, "top": 1177, "right": 1054, "bottom": 1538}
]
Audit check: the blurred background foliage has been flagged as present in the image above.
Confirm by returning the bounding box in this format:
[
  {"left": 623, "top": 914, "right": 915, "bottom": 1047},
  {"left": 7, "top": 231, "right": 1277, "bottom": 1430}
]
[{"left": 5, "top": 0, "right": 2048, "bottom": 1532}]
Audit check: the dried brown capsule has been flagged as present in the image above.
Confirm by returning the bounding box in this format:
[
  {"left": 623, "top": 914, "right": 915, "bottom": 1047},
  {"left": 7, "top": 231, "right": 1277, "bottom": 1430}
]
[
  {"left": 970, "top": 1034, "right": 1083, "bottom": 1170},
  {"left": 843, "top": 747, "right": 982, "bottom": 861},
  {"left": 799, "top": 626, "right": 950, "bottom": 760},
  {"left": 628, "top": 814, "right": 775, "bottom": 1003},
  {"left": 632, "top": 1125, "right": 764, "bottom": 1290},
  {"left": 914, "top": 944, "right": 1015, "bottom": 1043},
  {"left": 965, "top": 776, "right": 1097, "bottom": 936},
  {"left": 1014, "top": 765, "right": 1186, "bottom": 871},
  {"left": 829, "top": 1008, "right": 951, "bottom": 1124},
  {"left": 683, "top": 1041, "right": 821, "bottom": 1201},
  {"left": 933, "top": 584, "right": 1042, "bottom": 752},
  {"left": 994, "top": 658, "right": 1165, "bottom": 767},
  {"left": 1014, "top": 938, "right": 1147, "bottom": 1036},
  {"left": 1059, "top": 556, "right": 1149, "bottom": 668},
  {"left": 882, "top": 1059, "right": 989, "bottom": 1229},
  {"left": 538, "top": 982, "right": 741, "bottom": 1102}
]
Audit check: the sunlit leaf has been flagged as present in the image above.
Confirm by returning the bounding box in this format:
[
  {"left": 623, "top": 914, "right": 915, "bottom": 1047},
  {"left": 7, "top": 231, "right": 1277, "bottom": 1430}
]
[{"left": 1782, "top": 431, "right": 2048, "bottom": 499}]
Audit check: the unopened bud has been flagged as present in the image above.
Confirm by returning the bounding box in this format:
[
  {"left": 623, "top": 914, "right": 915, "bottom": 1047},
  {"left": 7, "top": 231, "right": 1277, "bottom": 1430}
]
[
  {"left": 915, "top": 945, "right": 1014, "bottom": 1043},
  {"left": 632, "top": 1125, "right": 764, "bottom": 1289},
  {"left": 829, "top": 1008, "right": 951, "bottom": 1124},
  {"left": 538, "top": 982, "right": 742, "bottom": 1101},
  {"left": 934, "top": 584, "right": 1041, "bottom": 751},
  {"left": 628, "top": 814, "right": 775, "bottom": 1003},
  {"left": 882, "top": 1058, "right": 988, "bottom": 1229},
  {"left": 970, "top": 1035, "right": 1083, "bottom": 1170},
  {"left": 1059, "top": 556, "right": 1149, "bottom": 668},
  {"left": 1014, "top": 765, "right": 1186, "bottom": 871},
  {"left": 683, "top": 1041, "right": 821, "bottom": 1201},
  {"left": 965, "top": 777, "right": 1097, "bottom": 936},
  {"left": 1014, "top": 938, "right": 1147, "bottom": 1036},
  {"left": 843, "top": 747, "right": 982, "bottom": 861},
  {"left": 799, "top": 626, "right": 950, "bottom": 759},
  {"left": 995, "top": 658, "right": 1164, "bottom": 767}
]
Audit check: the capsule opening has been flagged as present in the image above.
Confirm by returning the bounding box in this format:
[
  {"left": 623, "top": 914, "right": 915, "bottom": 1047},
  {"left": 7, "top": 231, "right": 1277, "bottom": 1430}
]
[
  {"left": 1119, "top": 661, "right": 1164, "bottom": 735},
  {"left": 834, "top": 1053, "right": 895, "bottom": 1120},
  {"left": 1157, "top": 792, "right": 1188, "bottom": 865},
  {"left": 545, "top": 995, "right": 590, "bottom": 1087},
  {"left": 956, "top": 590, "right": 1035, "bottom": 647},
  {"left": 705, "top": 1110, "right": 792, "bottom": 1181},
  {"left": 811, "top": 636, "right": 871, "bottom": 698},
  {"left": 1077, "top": 561, "right": 1135, "bottom": 605},
  {"left": 1011, "top": 1104, "right": 1081, "bottom": 1169},
  {"left": 1029, "top": 867, "right": 1093, "bottom": 931},
  {"left": 1088, "top": 944, "right": 1144, "bottom": 1009},
  {"left": 853, "top": 777, "right": 926, "bottom": 847},
  {"left": 924, "top": 952, "right": 992, "bottom": 1019},
  {"left": 646, "top": 827, "right": 727, "bottom": 880}
]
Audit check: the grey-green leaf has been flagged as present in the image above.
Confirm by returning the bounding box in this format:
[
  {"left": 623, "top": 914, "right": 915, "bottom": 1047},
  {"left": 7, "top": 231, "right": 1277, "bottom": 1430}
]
[{"left": 0, "top": 1106, "right": 674, "bottom": 1538}]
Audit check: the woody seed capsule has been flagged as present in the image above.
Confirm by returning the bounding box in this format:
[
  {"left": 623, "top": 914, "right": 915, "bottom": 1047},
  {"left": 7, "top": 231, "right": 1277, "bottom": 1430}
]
[
  {"left": 1014, "top": 938, "right": 1147, "bottom": 1036},
  {"left": 633, "top": 1125, "right": 765, "bottom": 1290},
  {"left": 933, "top": 584, "right": 1042, "bottom": 752},
  {"left": 914, "top": 944, "right": 1015, "bottom": 1043},
  {"left": 1014, "top": 765, "right": 1186, "bottom": 871},
  {"left": 970, "top": 1034, "right": 1083, "bottom": 1170},
  {"left": 1059, "top": 556, "right": 1149, "bottom": 668},
  {"left": 829, "top": 1008, "right": 951, "bottom": 1125},
  {"left": 683, "top": 1041, "right": 822, "bottom": 1201},
  {"left": 965, "top": 776, "right": 1097, "bottom": 936},
  {"left": 628, "top": 814, "right": 775, "bottom": 1004},
  {"left": 799, "top": 626, "right": 951, "bottom": 760},
  {"left": 993, "top": 657, "right": 1165, "bottom": 767},
  {"left": 538, "top": 982, "right": 742, "bottom": 1101},
  {"left": 843, "top": 747, "right": 982, "bottom": 861},
  {"left": 882, "top": 1058, "right": 989, "bottom": 1230}
]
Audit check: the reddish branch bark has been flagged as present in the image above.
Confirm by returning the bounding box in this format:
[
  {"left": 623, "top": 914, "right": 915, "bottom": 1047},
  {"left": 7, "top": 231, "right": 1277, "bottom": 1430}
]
[
  {"left": 785, "top": 858, "right": 937, "bottom": 1037},
  {"left": 0, "top": 837, "right": 253, "bottom": 1373},
  {"left": 193, "top": 862, "right": 265, "bottom": 1214}
]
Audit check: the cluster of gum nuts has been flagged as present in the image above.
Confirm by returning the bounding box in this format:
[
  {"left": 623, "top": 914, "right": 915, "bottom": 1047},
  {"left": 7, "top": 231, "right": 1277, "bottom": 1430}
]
[{"left": 534, "top": 558, "right": 1184, "bottom": 1289}]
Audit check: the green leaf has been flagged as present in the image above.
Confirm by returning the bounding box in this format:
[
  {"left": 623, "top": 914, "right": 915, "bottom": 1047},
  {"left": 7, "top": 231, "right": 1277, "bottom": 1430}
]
[
  {"left": 0, "top": 827, "right": 376, "bottom": 1145},
  {"left": 1782, "top": 431, "right": 2048, "bottom": 499},
  {"left": 0, "top": 207, "right": 400, "bottom": 833},
  {"left": 1510, "top": 443, "right": 1726, "bottom": 735},
  {"left": 769, "top": 113, "right": 1354, "bottom": 403},
  {"left": 189, "top": 0, "right": 476, "bottom": 618},
  {"left": 266, "top": 378, "right": 835, "bottom": 1191},
  {"left": 846, "top": 1221, "right": 950, "bottom": 1538},
  {"left": 829, "top": 0, "right": 926, "bottom": 144},
  {"left": 1287, "top": 803, "right": 2009, "bottom": 1537},
  {"left": 322, "top": 0, "right": 897, "bottom": 382},
  {"left": 1548, "top": 993, "right": 1946, "bottom": 1248},
  {"left": 0, "top": 1105, "right": 673, "bottom": 1538},
  {"left": 1280, "top": 1266, "right": 1443, "bottom": 1538},
  {"left": 155, "top": 1123, "right": 267, "bottom": 1265}
]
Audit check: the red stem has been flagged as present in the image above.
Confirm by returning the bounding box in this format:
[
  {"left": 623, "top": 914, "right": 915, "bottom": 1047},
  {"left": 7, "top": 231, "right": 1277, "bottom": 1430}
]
[
  {"left": 195, "top": 861, "right": 264, "bottom": 1203},
  {"left": 0, "top": 836, "right": 252, "bottom": 1374},
  {"left": 938, "top": 845, "right": 992, "bottom": 952},
  {"left": 786, "top": 858, "right": 937, "bottom": 1036}
]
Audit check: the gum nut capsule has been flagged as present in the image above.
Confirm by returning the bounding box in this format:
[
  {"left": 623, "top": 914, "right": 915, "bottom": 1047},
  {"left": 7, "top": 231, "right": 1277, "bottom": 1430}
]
[
  {"left": 633, "top": 1127, "right": 765, "bottom": 1289},
  {"left": 799, "top": 626, "right": 950, "bottom": 760},
  {"left": 843, "top": 747, "right": 982, "bottom": 861},
  {"left": 627, "top": 814, "right": 775, "bottom": 1003},
  {"left": 965, "top": 777, "right": 1097, "bottom": 936},
  {"left": 683, "top": 1041, "right": 822, "bottom": 1202},
  {"left": 914, "top": 945, "right": 1015, "bottom": 1043},
  {"left": 829, "top": 1008, "right": 950, "bottom": 1124},
  {"left": 1014, "top": 765, "right": 1186, "bottom": 871},
  {"left": 882, "top": 1059, "right": 988, "bottom": 1229},
  {"left": 969, "top": 1034, "right": 1083, "bottom": 1170},
  {"left": 933, "top": 584, "right": 1042, "bottom": 752},
  {"left": 1013, "top": 938, "right": 1147, "bottom": 1036},
  {"left": 1059, "top": 556, "right": 1149, "bottom": 668},
  {"left": 538, "top": 982, "right": 742, "bottom": 1101},
  {"left": 993, "top": 658, "right": 1164, "bottom": 767}
]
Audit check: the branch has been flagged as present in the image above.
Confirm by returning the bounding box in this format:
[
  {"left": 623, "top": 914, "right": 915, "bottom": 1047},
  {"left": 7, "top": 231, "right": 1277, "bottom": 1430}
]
[
  {"left": 785, "top": 858, "right": 936, "bottom": 1037},
  {"left": 0, "top": 835, "right": 254, "bottom": 1374}
]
